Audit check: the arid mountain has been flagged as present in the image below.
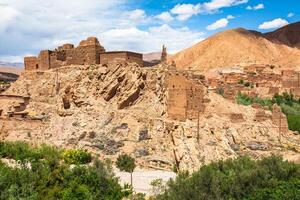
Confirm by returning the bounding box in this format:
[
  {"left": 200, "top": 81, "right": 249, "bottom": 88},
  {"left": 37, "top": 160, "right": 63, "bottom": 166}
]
[
  {"left": 143, "top": 52, "right": 161, "bottom": 62},
  {"left": 143, "top": 52, "right": 162, "bottom": 67},
  {"left": 265, "top": 21, "right": 300, "bottom": 48},
  {"left": 170, "top": 23, "right": 300, "bottom": 72},
  {"left": 0, "top": 66, "right": 22, "bottom": 75}
]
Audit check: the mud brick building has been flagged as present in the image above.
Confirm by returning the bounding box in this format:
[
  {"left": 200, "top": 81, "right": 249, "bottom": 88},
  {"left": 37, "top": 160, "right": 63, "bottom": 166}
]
[
  {"left": 24, "top": 37, "right": 143, "bottom": 70},
  {"left": 99, "top": 51, "right": 143, "bottom": 66},
  {"left": 166, "top": 70, "right": 205, "bottom": 121}
]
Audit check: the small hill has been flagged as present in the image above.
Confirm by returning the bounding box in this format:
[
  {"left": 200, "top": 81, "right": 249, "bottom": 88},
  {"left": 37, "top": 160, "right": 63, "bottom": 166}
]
[
  {"left": 143, "top": 52, "right": 161, "bottom": 62},
  {"left": 143, "top": 52, "right": 161, "bottom": 67},
  {"left": 265, "top": 21, "right": 300, "bottom": 48},
  {"left": 170, "top": 24, "right": 300, "bottom": 72}
]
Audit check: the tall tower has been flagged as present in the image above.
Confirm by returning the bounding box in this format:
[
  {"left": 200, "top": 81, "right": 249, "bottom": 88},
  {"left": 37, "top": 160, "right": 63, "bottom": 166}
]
[{"left": 161, "top": 45, "right": 167, "bottom": 64}]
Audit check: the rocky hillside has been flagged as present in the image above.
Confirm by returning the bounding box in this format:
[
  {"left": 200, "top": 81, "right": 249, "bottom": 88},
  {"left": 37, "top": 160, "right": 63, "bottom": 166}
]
[
  {"left": 265, "top": 21, "right": 300, "bottom": 48},
  {"left": 170, "top": 23, "right": 300, "bottom": 72},
  {"left": 1, "top": 63, "right": 299, "bottom": 171}
]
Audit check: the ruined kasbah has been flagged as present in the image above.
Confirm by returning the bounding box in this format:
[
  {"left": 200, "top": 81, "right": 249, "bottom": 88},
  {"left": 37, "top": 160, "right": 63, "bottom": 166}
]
[{"left": 0, "top": 36, "right": 299, "bottom": 171}]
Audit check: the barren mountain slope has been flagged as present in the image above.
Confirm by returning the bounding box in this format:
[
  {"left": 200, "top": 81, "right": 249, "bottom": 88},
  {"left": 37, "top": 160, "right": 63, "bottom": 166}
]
[
  {"left": 1, "top": 63, "right": 299, "bottom": 170},
  {"left": 265, "top": 21, "right": 300, "bottom": 48},
  {"left": 0, "top": 66, "right": 22, "bottom": 75},
  {"left": 170, "top": 28, "right": 300, "bottom": 72}
]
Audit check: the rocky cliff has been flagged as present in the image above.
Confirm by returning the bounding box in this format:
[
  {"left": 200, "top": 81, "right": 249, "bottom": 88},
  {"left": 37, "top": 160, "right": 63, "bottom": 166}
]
[{"left": 1, "top": 63, "right": 299, "bottom": 171}]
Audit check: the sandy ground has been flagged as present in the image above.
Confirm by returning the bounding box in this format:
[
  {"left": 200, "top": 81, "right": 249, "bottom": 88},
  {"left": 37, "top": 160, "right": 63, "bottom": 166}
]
[{"left": 116, "top": 170, "right": 176, "bottom": 194}]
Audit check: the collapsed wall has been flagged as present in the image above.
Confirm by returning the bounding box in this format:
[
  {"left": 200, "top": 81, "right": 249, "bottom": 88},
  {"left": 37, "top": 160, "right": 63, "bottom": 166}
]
[{"left": 166, "top": 70, "right": 206, "bottom": 121}]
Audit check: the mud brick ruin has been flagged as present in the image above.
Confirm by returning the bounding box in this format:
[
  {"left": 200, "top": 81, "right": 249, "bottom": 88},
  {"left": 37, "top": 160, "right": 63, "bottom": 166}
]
[
  {"left": 166, "top": 70, "right": 205, "bottom": 121},
  {"left": 24, "top": 37, "right": 143, "bottom": 70},
  {"left": 208, "top": 64, "right": 300, "bottom": 99},
  {"left": 100, "top": 51, "right": 143, "bottom": 67}
]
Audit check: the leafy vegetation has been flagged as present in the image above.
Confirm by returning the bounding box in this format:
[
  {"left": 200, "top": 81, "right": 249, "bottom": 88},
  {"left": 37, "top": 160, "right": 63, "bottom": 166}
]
[
  {"left": 236, "top": 93, "right": 273, "bottom": 107},
  {"left": 236, "top": 92, "right": 300, "bottom": 133},
  {"left": 116, "top": 154, "right": 136, "bottom": 186},
  {"left": 0, "top": 141, "right": 130, "bottom": 200},
  {"left": 0, "top": 80, "right": 9, "bottom": 84},
  {"left": 62, "top": 149, "right": 92, "bottom": 165},
  {"left": 154, "top": 156, "right": 300, "bottom": 200}
]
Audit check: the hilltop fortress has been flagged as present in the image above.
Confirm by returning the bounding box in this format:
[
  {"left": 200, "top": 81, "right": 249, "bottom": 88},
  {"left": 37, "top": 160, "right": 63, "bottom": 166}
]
[{"left": 24, "top": 37, "right": 143, "bottom": 70}]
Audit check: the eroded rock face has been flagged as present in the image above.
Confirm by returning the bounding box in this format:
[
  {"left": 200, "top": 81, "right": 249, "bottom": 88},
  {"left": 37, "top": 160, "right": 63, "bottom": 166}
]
[{"left": 1, "top": 63, "right": 299, "bottom": 172}]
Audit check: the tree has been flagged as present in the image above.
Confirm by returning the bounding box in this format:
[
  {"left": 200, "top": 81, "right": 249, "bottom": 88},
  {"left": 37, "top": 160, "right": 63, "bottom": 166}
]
[
  {"left": 155, "top": 156, "right": 300, "bottom": 200},
  {"left": 116, "top": 154, "right": 136, "bottom": 186}
]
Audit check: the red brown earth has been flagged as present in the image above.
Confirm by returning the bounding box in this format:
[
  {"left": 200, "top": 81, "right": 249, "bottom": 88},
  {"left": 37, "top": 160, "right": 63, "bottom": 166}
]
[{"left": 265, "top": 21, "right": 300, "bottom": 48}]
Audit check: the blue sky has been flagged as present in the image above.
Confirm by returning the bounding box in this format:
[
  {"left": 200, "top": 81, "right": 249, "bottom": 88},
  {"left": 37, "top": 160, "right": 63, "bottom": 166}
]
[{"left": 0, "top": 0, "right": 299, "bottom": 63}]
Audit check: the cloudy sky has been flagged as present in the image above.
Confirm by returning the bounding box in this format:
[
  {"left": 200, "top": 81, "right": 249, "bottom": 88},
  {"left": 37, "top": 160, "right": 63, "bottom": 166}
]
[{"left": 0, "top": 0, "right": 298, "bottom": 63}]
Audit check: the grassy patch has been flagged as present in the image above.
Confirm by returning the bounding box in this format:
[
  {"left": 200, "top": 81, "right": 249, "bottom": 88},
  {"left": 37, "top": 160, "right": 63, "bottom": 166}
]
[{"left": 236, "top": 92, "right": 300, "bottom": 133}]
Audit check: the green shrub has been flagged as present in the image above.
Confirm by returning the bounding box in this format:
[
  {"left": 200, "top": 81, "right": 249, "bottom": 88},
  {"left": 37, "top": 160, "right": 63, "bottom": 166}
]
[
  {"left": 236, "top": 93, "right": 253, "bottom": 106},
  {"left": 0, "top": 141, "right": 42, "bottom": 163},
  {"left": 62, "top": 149, "right": 92, "bottom": 165},
  {"left": 155, "top": 156, "right": 300, "bottom": 200},
  {"left": 287, "top": 115, "right": 300, "bottom": 133},
  {"left": 0, "top": 142, "right": 128, "bottom": 200},
  {"left": 116, "top": 154, "right": 136, "bottom": 186},
  {"left": 236, "top": 93, "right": 300, "bottom": 133}
]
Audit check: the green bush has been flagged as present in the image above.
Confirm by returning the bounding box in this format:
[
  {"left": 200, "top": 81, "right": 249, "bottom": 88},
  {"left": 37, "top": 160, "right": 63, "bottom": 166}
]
[
  {"left": 62, "top": 149, "right": 92, "bottom": 165},
  {"left": 287, "top": 115, "right": 300, "bottom": 133},
  {"left": 0, "top": 142, "right": 128, "bottom": 200},
  {"left": 0, "top": 141, "right": 42, "bottom": 163},
  {"left": 155, "top": 156, "right": 300, "bottom": 200},
  {"left": 236, "top": 93, "right": 300, "bottom": 133}
]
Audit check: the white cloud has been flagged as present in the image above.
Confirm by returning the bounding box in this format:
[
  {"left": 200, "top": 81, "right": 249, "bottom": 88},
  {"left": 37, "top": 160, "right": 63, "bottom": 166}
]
[
  {"left": 206, "top": 18, "right": 229, "bottom": 30},
  {"left": 171, "top": 4, "right": 201, "bottom": 21},
  {"left": 258, "top": 18, "right": 289, "bottom": 30},
  {"left": 155, "top": 12, "right": 174, "bottom": 23},
  {"left": 0, "top": 5, "right": 21, "bottom": 31},
  {"left": 125, "top": 9, "right": 147, "bottom": 21},
  {"left": 287, "top": 13, "right": 295, "bottom": 18},
  {"left": 227, "top": 15, "right": 235, "bottom": 19},
  {"left": 203, "top": 0, "right": 248, "bottom": 12},
  {"left": 100, "top": 25, "right": 205, "bottom": 53},
  {"left": 169, "top": 0, "right": 247, "bottom": 21},
  {"left": 246, "top": 3, "right": 264, "bottom": 10},
  {"left": 0, "top": 0, "right": 205, "bottom": 61}
]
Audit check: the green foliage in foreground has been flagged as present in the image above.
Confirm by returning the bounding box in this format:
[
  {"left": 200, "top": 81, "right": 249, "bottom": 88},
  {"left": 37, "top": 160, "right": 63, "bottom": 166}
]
[
  {"left": 62, "top": 149, "right": 92, "bottom": 165},
  {"left": 0, "top": 141, "right": 128, "bottom": 200},
  {"left": 155, "top": 156, "right": 300, "bottom": 200},
  {"left": 116, "top": 154, "right": 136, "bottom": 173},
  {"left": 236, "top": 92, "right": 300, "bottom": 133}
]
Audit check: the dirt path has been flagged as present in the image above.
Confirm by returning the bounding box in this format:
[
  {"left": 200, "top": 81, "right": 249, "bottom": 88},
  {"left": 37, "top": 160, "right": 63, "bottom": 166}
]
[{"left": 115, "top": 170, "right": 176, "bottom": 194}]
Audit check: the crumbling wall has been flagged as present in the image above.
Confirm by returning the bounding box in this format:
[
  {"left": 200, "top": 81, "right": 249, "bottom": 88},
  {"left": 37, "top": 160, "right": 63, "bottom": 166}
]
[
  {"left": 38, "top": 50, "right": 51, "bottom": 70},
  {"left": 24, "top": 57, "right": 38, "bottom": 70},
  {"left": 166, "top": 73, "right": 188, "bottom": 121},
  {"left": 24, "top": 37, "right": 105, "bottom": 71},
  {"left": 166, "top": 71, "right": 205, "bottom": 121},
  {"left": 272, "top": 105, "right": 289, "bottom": 133},
  {"left": 100, "top": 51, "right": 143, "bottom": 66}
]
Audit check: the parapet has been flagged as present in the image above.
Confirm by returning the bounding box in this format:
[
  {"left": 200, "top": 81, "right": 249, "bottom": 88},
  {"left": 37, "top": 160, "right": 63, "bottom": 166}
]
[
  {"left": 62, "top": 44, "right": 74, "bottom": 50},
  {"left": 79, "top": 37, "right": 101, "bottom": 46}
]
